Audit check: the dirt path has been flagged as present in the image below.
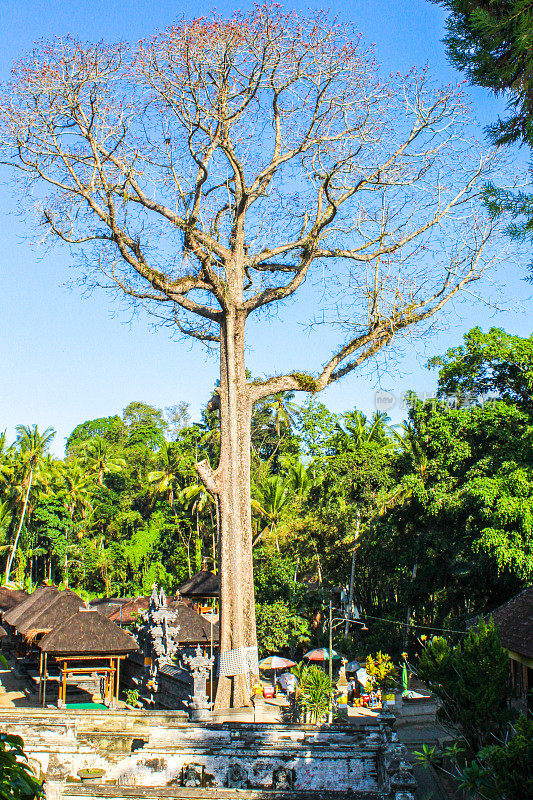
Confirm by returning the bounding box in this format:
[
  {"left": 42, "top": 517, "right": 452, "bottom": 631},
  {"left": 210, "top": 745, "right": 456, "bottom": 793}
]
[{"left": 0, "top": 665, "right": 34, "bottom": 707}]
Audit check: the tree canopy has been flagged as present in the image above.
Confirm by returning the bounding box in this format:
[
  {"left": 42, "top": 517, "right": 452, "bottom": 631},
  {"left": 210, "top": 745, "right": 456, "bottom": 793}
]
[{"left": 434, "top": 0, "right": 533, "bottom": 244}]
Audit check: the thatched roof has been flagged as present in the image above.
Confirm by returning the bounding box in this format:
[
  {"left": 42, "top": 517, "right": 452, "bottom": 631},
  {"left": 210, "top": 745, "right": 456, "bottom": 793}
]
[
  {"left": 491, "top": 587, "right": 533, "bottom": 659},
  {"left": 108, "top": 596, "right": 149, "bottom": 624},
  {"left": 3, "top": 585, "right": 60, "bottom": 628},
  {"left": 168, "top": 601, "right": 219, "bottom": 644},
  {"left": 177, "top": 569, "right": 220, "bottom": 598},
  {"left": 17, "top": 591, "right": 84, "bottom": 637},
  {"left": 0, "top": 588, "right": 28, "bottom": 614},
  {"left": 38, "top": 610, "right": 139, "bottom": 656},
  {"left": 91, "top": 597, "right": 132, "bottom": 618}
]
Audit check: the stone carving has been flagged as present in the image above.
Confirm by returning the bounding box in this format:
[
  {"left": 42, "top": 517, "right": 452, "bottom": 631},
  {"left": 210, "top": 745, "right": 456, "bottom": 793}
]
[
  {"left": 139, "top": 585, "right": 182, "bottom": 666},
  {"left": 273, "top": 767, "right": 294, "bottom": 790},
  {"left": 181, "top": 763, "right": 204, "bottom": 787},
  {"left": 183, "top": 645, "right": 214, "bottom": 720},
  {"left": 390, "top": 761, "right": 417, "bottom": 793},
  {"left": 384, "top": 742, "right": 406, "bottom": 776},
  {"left": 132, "top": 583, "right": 183, "bottom": 702},
  {"left": 226, "top": 762, "right": 249, "bottom": 789}
]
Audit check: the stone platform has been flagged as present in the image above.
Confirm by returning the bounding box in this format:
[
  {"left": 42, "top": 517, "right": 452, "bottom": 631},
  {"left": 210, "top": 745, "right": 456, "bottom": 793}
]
[{"left": 0, "top": 708, "right": 415, "bottom": 800}]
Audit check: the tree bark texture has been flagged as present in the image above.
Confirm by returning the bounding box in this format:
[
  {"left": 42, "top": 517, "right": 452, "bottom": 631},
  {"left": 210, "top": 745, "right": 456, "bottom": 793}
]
[{"left": 197, "top": 311, "right": 257, "bottom": 709}]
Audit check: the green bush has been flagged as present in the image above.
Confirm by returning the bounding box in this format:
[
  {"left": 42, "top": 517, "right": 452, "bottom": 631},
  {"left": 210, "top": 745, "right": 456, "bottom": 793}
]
[
  {"left": 364, "top": 651, "right": 398, "bottom": 694},
  {"left": 417, "top": 619, "right": 511, "bottom": 752},
  {"left": 297, "top": 664, "right": 334, "bottom": 724},
  {"left": 0, "top": 733, "right": 43, "bottom": 800},
  {"left": 255, "top": 600, "right": 310, "bottom": 656}
]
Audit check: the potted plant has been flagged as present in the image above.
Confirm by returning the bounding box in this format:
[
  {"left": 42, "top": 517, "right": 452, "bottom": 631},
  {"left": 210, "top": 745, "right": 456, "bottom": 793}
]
[
  {"left": 77, "top": 768, "right": 105, "bottom": 784},
  {"left": 125, "top": 689, "right": 140, "bottom": 709}
]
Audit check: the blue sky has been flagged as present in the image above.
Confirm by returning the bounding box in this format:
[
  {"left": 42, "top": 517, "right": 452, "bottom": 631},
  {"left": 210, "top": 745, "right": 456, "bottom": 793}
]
[{"left": 0, "top": 0, "right": 531, "bottom": 456}]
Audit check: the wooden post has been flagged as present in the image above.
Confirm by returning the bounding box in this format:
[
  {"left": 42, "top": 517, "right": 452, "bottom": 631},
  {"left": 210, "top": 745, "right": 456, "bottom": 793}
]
[
  {"left": 108, "top": 658, "right": 114, "bottom": 706},
  {"left": 38, "top": 652, "right": 43, "bottom": 705},
  {"left": 42, "top": 654, "right": 47, "bottom": 708},
  {"left": 60, "top": 661, "right": 67, "bottom": 708},
  {"left": 115, "top": 658, "right": 121, "bottom": 703}
]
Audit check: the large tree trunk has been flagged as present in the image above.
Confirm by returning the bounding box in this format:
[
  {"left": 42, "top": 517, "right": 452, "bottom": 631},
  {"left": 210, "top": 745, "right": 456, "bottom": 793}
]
[{"left": 196, "top": 309, "right": 258, "bottom": 709}]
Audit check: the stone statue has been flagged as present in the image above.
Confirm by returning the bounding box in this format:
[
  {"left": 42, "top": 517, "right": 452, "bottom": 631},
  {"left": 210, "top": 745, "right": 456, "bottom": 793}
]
[
  {"left": 183, "top": 646, "right": 214, "bottom": 720},
  {"left": 181, "top": 763, "right": 204, "bottom": 787},
  {"left": 226, "top": 763, "right": 248, "bottom": 789},
  {"left": 273, "top": 767, "right": 294, "bottom": 790},
  {"left": 132, "top": 583, "right": 182, "bottom": 704}
]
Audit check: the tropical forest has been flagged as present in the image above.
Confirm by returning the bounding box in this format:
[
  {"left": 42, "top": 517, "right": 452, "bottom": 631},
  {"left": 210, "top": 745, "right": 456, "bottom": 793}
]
[{"left": 2, "top": 325, "right": 531, "bottom": 660}]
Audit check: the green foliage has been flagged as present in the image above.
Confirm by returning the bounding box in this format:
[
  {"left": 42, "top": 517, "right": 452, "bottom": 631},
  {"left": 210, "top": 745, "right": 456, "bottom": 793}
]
[
  {"left": 416, "top": 719, "right": 533, "bottom": 800},
  {"left": 417, "top": 619, "right": 511, "bottom": 752},
  {"left": 66, "top": 415, "right": 127, "bottom": 452},
  {"left": 365, "top": 651, "right": 399, "bottom": 693},
  {"left": 480, "top": 714, "right": 533, "bottom": 800},
  {"left": 0, "top": 732, "right": 43, "bottom": 800},
  {"left": 1, "top": 325, "right": 531, "bottom": 669},
  {"left": 434, "top": 0, "right": 533, "bottom": 243},
  {"left": 429, "top": 327, "right": 533, "bottom": 409},
  {"left": 255, "top": 600, "right": 310, "bottom": 656},
  {"left": 435, "top": 0, "right": 533, "bottom": 148},
  {"left": 125, "top": 688, "right": 140, "bottom": 707},
  {"left": 297, "top": 398, "right": 338, "bottom": 463},
  {"left": 254, "top": 549, "right": 298, "bottom": 604},
  {"left": 291, "top": 373, "right": 319, "bottom": 393},
  {"left": 415, "top": 625, "right": 531, "bottom": 800},
  {"left": 123, "top": 401, "right": 168, "bottom": 452},
  {"left": 298, "top": 664, "right": 334, "bottom": 724}
]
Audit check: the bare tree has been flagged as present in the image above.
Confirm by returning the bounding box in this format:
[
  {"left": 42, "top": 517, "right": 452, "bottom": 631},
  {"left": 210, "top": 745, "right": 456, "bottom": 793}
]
[{"left": 0, "top": 7, "right": 507, "bottom": 707}]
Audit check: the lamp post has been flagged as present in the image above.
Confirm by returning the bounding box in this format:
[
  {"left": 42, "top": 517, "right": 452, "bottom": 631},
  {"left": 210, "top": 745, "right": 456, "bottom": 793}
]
[{"left": 328, "top": 600, "right": 333, "bottom": 685}]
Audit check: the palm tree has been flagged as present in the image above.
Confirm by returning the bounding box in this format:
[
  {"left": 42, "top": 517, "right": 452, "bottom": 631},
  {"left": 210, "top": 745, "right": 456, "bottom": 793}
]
[
  {"left": 4, "top": 424, "right": 55, "bottom": 585},
  {"left": 252, "top": 393, "right": 300, "bottom": 463},
  {"left": 338, "top": 411, "right": 394, "bottom": 637},
  {"left": 180, "top": 483, "right": 217, "bottom": 573},
  {"left": 54, "top": 460, "right": 94, "bottom": 522},
  {"left": 263, "top": 393, "right": 300, "bottom": 440},
  {"left": 338, "top": 410, "right": 392, "bottom": 450},
  {"left": 281, "top": 457, "right": 313, "bottom": 499},
  {"left": 53, "top": 460, "right": 95, "bottom": 586},
  {"left": 79, "top": 436, "right": 125, "bottom": 486},
  {"left": 381, "top": 418, "right": 430, "bottom": 646},
  {"left": 252, "top": 475, "right": 291, "bottom": 549},
  {"left": 148, "top": 442, "right": 184, "bottom": 505},
  {"left": 378, "top": 419, "right": 429, "bottom": 513}
]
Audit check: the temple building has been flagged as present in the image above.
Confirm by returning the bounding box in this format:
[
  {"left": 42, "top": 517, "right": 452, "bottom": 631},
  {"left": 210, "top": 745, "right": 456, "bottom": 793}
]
[
  {"left": 177, "top": 562, "right": 220, "bottom": 616},
  {"left": 38, "top": 608, "right": 138, "bottom": 707},
  {"left": 123, "top": 584, "right": 219, "bottom": 709},
  {"left": 491, "top": 586, "right": 533, "bottom": 716}
]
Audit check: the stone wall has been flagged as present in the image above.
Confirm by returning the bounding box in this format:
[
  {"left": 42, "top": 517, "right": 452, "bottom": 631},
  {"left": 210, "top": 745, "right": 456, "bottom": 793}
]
[
  {"left": 391, "top": 694, "right": 439, "bottom": 727},
  {"left": 121, "top": 652, "right": 193, "bottom": 711},
  {"left": 0, "top": 709, "right": 415, "bottom": 800}
]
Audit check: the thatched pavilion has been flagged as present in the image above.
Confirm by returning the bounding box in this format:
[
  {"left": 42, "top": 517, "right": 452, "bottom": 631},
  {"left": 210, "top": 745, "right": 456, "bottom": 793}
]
[
  {"left": 3, "top": 585, "right": 59, "bottom": 631},
  {"left": 0, "top": 588, "right": 28, "bottom": 619},
  {"left": 15, "top": 591, "right": 83, "bottom": 639},
  {"left": 177, "top": 564, "right": 220, "bottom": 616},
  {"left": 38, "top": 609, "right": 138, "bottom": 707}
]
